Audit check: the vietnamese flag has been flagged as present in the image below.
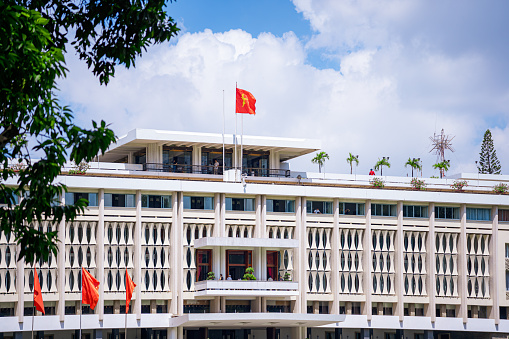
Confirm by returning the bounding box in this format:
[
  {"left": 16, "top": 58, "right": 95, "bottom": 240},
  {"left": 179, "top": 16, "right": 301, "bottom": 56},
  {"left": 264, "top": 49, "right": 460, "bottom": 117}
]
[
  {"left": 125, "top": 269, "right": 136, "bottom": 314},
  {"left": 33, "top": 267, "right": 45, "bottom": 314},
  {"left": 236, "top": 88, "right": 256, "bottom": 115},
  {"left": 82, "top": 268, "right": 100, "bottom": 310}
]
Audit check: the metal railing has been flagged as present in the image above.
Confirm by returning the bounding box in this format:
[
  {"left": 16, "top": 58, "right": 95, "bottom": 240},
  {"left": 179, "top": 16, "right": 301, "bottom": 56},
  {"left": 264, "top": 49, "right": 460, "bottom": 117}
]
[{"left": 142, "top": 163, "right": 290, "bottom": 178}]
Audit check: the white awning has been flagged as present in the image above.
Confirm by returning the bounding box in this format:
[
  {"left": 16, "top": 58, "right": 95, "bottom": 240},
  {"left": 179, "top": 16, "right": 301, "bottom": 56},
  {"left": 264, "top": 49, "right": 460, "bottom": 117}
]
[{"left": 194, "top": 237, "right": 298, "bottom": 249}]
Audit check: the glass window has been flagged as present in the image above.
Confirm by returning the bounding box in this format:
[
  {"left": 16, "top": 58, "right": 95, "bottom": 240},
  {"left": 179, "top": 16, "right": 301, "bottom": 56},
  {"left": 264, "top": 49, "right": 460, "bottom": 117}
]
[
  {"left": 435, "top": 206, "right": 460, "bottom": 220},
  {"left": 403, "top": 205, "right": 428, "bottom": 218},
  {"left": 306, "top": 201, "right": 333, "bottom": 214},
  {"left": 501, "top": 210, "right": 509, "bottom": 222},
  {"left": 225, "top": 198, "right": 255, "bottom": 211},
  {"left": 267, "top": 199, "right": 295, "bottom": 213},
  {"left": 104, "top": 193, "right": 135, "bottom": 208},
  {"left": 466, "top": 208, "right": 491, "bottom": 221},
  {"left": 65, "top": 192, "right": 98, "bottom": 207},
  {"left": 142, "top": 195, "right": 172, "bottom": 209},
  {"left": 183, "top": 196, "right": 214, "bottom": 210},
  {"left": 338, "top": 203, "right": 365, "bottom": 216},
  {"left": 371, "top": 204, "right": 396, "bottom": 217},
  {"left": 506, "top": 271, "right": 509, "bottom": 291}
]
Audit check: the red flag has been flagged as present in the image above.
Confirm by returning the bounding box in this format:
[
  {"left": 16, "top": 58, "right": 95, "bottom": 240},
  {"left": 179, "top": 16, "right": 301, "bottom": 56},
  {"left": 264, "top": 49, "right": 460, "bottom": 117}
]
[
  {"left": 33, "top": 267, "right": 45, "bottom": 314},
  {"left": 236, "top": 88, "right": 256, "bottom": 115},
  {"left": 125, "top": 269, "right": 136, "bottom": 314},
  {"left": 82, "top": 268, "right": 100, "bottom": 310}
]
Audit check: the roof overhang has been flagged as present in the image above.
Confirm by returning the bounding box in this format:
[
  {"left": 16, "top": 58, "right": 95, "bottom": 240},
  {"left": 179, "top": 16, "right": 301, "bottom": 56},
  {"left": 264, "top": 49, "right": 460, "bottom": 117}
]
[
  {"left": 100, "top": 129, "right": 321, "bottom": 163},
  {"left": 169, "top": 313, "right": 345, "bottom": 328},
  {"left": 194, "top": 237, "right": 298, "bottom": 249}
]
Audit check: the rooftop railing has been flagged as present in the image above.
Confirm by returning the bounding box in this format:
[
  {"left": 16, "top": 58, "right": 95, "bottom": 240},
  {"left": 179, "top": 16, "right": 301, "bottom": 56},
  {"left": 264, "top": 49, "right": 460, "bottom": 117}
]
[{"left": 142, "top": 163, "right": 290, "bottom": 178}]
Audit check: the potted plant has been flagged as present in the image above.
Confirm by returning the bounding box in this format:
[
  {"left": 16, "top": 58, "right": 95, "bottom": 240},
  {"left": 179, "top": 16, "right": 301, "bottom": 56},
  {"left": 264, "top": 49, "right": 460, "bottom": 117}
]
[
  {"left": 206, "top": 272, "right": 215, "bottom": 280},
  {"left": 370, "top": 177, "right": 385, "bottom": 188},
  {"left": 283, "top": 272, "right": 291, "bottom": 281},
  {"left": 69, "top": 160, "right": 90, "bottom": 175},
  {"left": 242, "top": 267, "right": 256, "bottom": 281},
  {"left": 493, "top": 183, "right": 508, "bottom": 194},
  {"left": 410, "top": 178, "right": 426, "bottom": 190},
  {"left": 451, "top": 180, "right": 468, "bottom": 191}
]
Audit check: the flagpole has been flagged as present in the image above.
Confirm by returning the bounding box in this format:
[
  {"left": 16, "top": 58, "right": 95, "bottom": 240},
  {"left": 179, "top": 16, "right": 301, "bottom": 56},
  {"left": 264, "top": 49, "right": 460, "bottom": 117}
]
[
  {"left": 222, "top": 89, "right": 225, "bottom": 175},
  {"left": 32, "top": 263, "right": 35, "bottom": 339},
  {"left": 241, "top": 113, "right": 244, "bottom": 175},
  {"left": 235, "top": 83, "right": 238, "bottom": 173},
  {"left": 80, "top": 267, "right": 82, "bottom": 339}
]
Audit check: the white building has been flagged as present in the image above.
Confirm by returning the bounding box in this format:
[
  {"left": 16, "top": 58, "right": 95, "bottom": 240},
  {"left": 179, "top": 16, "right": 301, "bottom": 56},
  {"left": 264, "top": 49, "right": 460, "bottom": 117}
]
[{"left": 1, "top": 128, "right": 509, "bottom": 339}]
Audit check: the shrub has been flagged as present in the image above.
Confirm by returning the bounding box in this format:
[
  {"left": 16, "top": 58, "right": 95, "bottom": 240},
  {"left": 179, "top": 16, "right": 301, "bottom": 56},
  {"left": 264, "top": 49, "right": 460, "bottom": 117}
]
[
  {"left": 370, "top": 177, "right": 385, "bottom": 188},
  {"left": 206, "top": 272, "right": 215, "bottom": 280},
  {"left": 410, "top": 178, "right": 426, "bottom": 190},
  {"left": 243, "top": 267, "right": 256, "bottom": 281},
  {"left": 283, "top": 272, "right": 291, "bottom": 281},
  {"left": 451, "top": 180, "right": 468, "bottom": 191},
  {"left": 493, "top": 183, "right": 508, "bottom": 194}
]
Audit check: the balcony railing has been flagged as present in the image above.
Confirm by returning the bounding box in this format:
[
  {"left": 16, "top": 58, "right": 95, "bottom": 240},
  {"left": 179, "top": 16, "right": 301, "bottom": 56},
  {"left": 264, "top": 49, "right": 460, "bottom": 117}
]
[
  {"left": 194, "top": 280, "right": 299, "bottom": 297},
  {"left": 142, "top": 163, "right": 290, "bottom": 177}
]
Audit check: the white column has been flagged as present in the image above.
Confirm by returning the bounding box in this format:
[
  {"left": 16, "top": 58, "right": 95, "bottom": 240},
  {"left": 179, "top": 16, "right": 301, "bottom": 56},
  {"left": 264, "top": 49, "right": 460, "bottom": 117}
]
[
  {"left": 428, "top": 203, "right": 436, "bottom": 322},
  {"left": 459, "top": 204, "right": 468, "bottom": 323},
  {"left": 58, "top": 192, "right": 66, "bottom": 321},
  {"left": 192, "top": 145, "right": 202, "bottom": 168},
  {"left": 491, "top": 206, "right": 499, "bottom": 324},
  {"left": 213, "top": 193, "right": 222, "bottom": 277},
  {"left": 255, "top": 195, "right": 262, "bottom": 238},
  {"left": 170, "top": 192, "right": 180, "bottom": 315},
  {"left": 396, "top": 201, "right": 404, "bottom": 321},
  {"left": 134, "top": 190, "right": 142, "bottom": 319},
  {"left": 146, "top": 144, "right": 162, "bottom": 164},
  {"left": 97, "top": 189, "right": 105, "bottom": 320},
  {"left": 297, "top": 197, "right": 306, "bottom": 313},
  {"left": 176, "top": 193, "right": 184, "bottom": 315},
  {"left": 364, "top": 200, "right": 372, "bottom": 320},
  {"left": 269, "top": 150, "right": 280, "bottom": 170},
  {"left": 261, "top": 196, "right": 267, "bottom": 239},
  {"left": 331, "top": 198, "right": 340, "bottom": 315},
  {"left": 16, "top": 245, "right": 23, "bottom": 322}
]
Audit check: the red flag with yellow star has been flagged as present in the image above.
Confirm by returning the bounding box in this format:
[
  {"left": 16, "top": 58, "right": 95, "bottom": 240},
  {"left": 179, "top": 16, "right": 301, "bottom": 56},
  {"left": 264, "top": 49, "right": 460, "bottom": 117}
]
[{"left": 236, "top": 88, "right": 256, "bottom": 115}]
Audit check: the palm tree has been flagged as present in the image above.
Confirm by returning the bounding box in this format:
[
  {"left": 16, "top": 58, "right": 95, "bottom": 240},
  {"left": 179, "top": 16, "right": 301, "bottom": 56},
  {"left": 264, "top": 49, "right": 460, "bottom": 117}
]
[
  {"left": 346, "top": 153, "right": 359, "bottom": 174},
  {"left": 311, "top": 151, "right": 329, "bottom": 173},
  {"left": 374, "top": 157, "right": 391, "bottom": 176},
  {"left": 433, "top": 160, "right": 450, "bottom": 179},
  {"left": 405, "top": 157, "right": 422, "bottom": 177}
]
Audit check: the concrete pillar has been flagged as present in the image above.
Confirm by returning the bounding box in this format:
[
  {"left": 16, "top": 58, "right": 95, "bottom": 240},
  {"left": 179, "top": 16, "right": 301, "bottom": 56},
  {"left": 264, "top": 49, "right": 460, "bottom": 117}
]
[
  {"left": 428, "top": 203, "right": 436, "bottom": 322},
  {"left": 58, "top": 191, "right": 66, "bottom": 321},
  {"left": 459, "top": 204, "right": 468, "bottom": 323},
  {"left": 97, "top": 189, "right": 105, "bottom": 321},
  {"left": 114, "top": 300, "right": 120, "bottom": 314},
  {"left": 297, "top": 197, "right": 306, "bottom": 314},
  {"left": 269, "top": 150, "right": 280, "bottom": 170},
  {"left": 364, "top": 200, "right": 372, "bottom": 320},
  {"left": 409, "top": 303, "right": 416, "bottom": 316},
  {"left": 255, "top": 195, "right": 263, "bottom": 238},
  {"left": 16, "top": 244, "right": 24, "bottom": 322},
  {"left": 491, "top": 206, "right": 500, "bottom": 324},
  {"left": 472, "top": 305, "right": 479, "bottom": 318},
  {"left": 213, "top": 193, "right": 222, "bottom": 277},
  {"left": 150, "top": 300, "right": 157, "bottom": 313},
  {"left": 146, "top": 143, "right": 162, "bottom": 164},
  {"left": 331, "top": 198, "right": 340, "bottom": 315},
  {"left": 291, "top": 327, "right": 306, "bottom": 339},
  {"left": 313, "top": 301, "right": 319, "bottom": 314},
  {"left": 134, "top": 190, "right": 142, "bottom": 319},
  {"left": 170, "top": 192, "right": 183, "bottom": 315},
  {"left": 396, "top": 201, "right": 404, "bottom": 321},
  {"left": 345, "top": 302, "right": 352, "bottom": 315},
  {"left": 192, "top": 145, "right": 202, "bottom": 167}
]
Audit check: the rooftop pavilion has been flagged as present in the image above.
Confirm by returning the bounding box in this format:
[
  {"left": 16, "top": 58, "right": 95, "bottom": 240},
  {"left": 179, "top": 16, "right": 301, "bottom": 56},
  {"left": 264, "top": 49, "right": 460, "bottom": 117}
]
[{"left": 99, "top": 129, "right": 321, "bottom": 177}]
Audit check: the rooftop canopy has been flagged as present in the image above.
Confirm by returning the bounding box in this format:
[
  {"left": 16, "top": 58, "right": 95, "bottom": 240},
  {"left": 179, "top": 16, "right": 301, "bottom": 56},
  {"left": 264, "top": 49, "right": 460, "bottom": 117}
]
[{"left": 99, "top": 129, "right": 321, "bottom": 163}]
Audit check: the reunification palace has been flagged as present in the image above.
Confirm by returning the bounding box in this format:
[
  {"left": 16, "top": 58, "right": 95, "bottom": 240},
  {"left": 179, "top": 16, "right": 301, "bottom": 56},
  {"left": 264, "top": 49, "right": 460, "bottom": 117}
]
[{"left": 2, "top": 128, "right": 509, "bottom": 339}]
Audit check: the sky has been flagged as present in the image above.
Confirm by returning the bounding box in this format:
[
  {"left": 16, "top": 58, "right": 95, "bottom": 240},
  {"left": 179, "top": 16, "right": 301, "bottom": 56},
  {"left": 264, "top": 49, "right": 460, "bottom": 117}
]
[{"left": 59, "top": 0, "right": 509, "bottom": 177}]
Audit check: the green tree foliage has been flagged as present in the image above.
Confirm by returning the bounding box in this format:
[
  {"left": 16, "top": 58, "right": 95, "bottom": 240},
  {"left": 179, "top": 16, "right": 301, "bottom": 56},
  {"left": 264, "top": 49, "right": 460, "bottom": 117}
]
[
  {"left": 433, "top": 160, "right": 450, "bottom": 179},
  {"left": 0, "top": 0, "right": 179, "bottom": 264},
  {"left": 346, "top": 153, "right": 359, "bottom": 174},
  {"left": 478, "top": 129, "right": 501, "bottom": 174},
  {"left": 311, "top": 151, "right": 329, "bottom": 173},
  {"left": 405, "top": 158, "right": 422, "bottom": 177},
  {"left": 374, "top": 158, "right": 391, "bottom": 176}
]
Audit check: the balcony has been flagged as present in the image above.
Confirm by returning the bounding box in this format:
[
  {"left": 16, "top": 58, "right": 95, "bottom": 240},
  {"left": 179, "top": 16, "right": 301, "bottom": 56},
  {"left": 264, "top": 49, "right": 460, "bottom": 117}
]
[
  {"left": 194, "top": 237, "right": 298, "bottom": 249},
  {"left": 142, "top": 163, "right": 290, "bottom": 177},
  {"left": 194, "top": 280, "right": 299, "bottom": 297}
]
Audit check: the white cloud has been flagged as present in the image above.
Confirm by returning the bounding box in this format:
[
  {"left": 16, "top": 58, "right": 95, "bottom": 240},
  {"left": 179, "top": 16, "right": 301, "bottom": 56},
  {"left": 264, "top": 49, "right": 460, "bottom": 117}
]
[{"left": 59, "top": 0, "right": 509, "bottom": 177}]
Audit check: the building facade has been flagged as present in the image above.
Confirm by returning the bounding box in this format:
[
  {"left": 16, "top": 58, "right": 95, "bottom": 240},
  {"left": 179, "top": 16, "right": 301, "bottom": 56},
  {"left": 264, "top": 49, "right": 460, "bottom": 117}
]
[{"left": 1, "top": 129, "right": 509, "bottom": 339}]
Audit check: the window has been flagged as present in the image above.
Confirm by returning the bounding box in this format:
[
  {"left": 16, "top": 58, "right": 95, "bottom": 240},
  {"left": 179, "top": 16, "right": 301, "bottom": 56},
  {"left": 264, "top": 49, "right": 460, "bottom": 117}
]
[
  {"left": 141, "top": 195, "right": 171, "bottom": 208},
  {"left": 196, "top": 250, "right": 212, "bottom": 281},
  {"left": 435, "top": 206, "right": 460, "bottom": 220},
  {"left": 506, "top": 244, "right": 509, "bottom": 258},
  {"left": 65, "top": 192, "right": 98, "bottom": 207},
  {"left": 506, "top": 271, "right": 509, "bottom": 291},
  {"left": 226, "top": 198, "right": 255, "bottom": 211},
  {"left": 267, "top": 199, "right": 295, "bottom": 213},
  {"left": 466, "top": 208, "right": 491, "bottom": 221},
  {"left": 306, "top": 201, "right": 332, "bottom": 214},
  {"left": 339, "top": 202, "right": 365, "bottom": 216},
  {"left": 183, "top": 196, "right": 214, "bottom": 210},
  {"left": 501, "top": 209, "right": 509, "bottom": 222},
  {"left": 403, "top": 205, "right": 428, "bottom": 218},
  {"left": 372, "top": 204, "right": 396, "bottom": 217},
  {"left": 104, "top": 193, "right": 135, "bottom": 207}
]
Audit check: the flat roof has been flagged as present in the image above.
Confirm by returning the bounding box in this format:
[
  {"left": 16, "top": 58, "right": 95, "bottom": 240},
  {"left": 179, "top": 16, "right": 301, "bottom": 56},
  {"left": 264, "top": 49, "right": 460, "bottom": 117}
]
[{"left": 99, "top": 129, "right": 321, "bottom": 163}]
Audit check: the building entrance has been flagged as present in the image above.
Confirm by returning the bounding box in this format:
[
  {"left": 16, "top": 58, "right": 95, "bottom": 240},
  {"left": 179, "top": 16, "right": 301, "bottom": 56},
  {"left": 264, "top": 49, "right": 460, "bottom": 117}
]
[{"left": 226, "top": 250, "right": 252, "bottom": 280}]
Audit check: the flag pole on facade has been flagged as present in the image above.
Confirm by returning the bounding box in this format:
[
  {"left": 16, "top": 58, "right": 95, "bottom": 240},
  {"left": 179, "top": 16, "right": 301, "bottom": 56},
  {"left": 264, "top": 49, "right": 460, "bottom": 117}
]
[
  {"left": 81, "top": 267, "right": 100, "bottom": 339},
  {"left": 235, "top": 86, "right": 257, "bottom": 178},
  {"left": 33, "top": 264, "right": 45, "bottom": 339},
  {"left": 125, "top": 269, "right": 136, "bottom": 339},
  {"left": 234, "top": 83, "right": 238, "bottom": 172}
]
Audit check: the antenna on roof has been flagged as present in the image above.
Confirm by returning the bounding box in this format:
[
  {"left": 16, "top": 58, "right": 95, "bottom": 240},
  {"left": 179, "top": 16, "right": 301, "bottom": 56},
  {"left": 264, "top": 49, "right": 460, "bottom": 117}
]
[{"left": 429, "top": 128, "right": 455, "bottom": 177}]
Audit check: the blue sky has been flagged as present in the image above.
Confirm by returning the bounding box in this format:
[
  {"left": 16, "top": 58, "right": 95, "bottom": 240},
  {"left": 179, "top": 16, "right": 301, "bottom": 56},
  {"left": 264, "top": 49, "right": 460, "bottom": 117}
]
[{"left": 60, "top": 0, "right": 509, "bottom": 176}]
